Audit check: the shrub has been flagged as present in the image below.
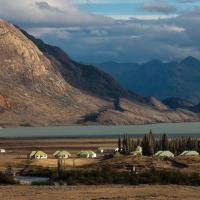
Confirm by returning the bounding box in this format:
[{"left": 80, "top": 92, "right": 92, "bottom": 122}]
[
  {"left": 57, "top": 168, "right": 200, "bottom": 186},
  {"left": 0, "top": 172, "right": 15, "bottom": 184}
]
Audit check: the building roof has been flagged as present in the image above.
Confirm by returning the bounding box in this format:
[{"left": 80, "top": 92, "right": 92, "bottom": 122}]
[
  {"left": 155, "top": 150, "right": 174, "bottom": 157},
  {"left": 30, "top": 151, "right": 47, "bottom": 157},
  {"left": 180, "top": 151, "right": 199, "bottom": 156},
  {"left": 154, "top": 151, "right": 162, "bottom": 156},
  {"left": 98, "top": 147, "right": 118, "bottom": 150},
  {"left": 30, "top": 151, "right": 37, "bottom": 157},
  {"left": 78, "top": 150, "right": 96, "bottom": 155},
  {"left": 53, "top": 150, "right": 71, "bottom": 157},
  {"left": 135, "top": 146, "right": 142, "bottom": 152}
]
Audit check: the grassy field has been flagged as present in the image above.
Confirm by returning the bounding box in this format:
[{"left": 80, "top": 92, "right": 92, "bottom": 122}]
[
  {"left": 0, "top": 137, "right": 114, "bottom": 170},
  {"left": 0, "top": 185, "right": 200, "bottom": 200},
  {"left": 1, "top": 138, "right": 200, "bottom": 199},
  {"left": 0, "top": 137, "right": 117, "bottom": 154},
  {"left": 1, "top": 137, "right": 200, "bottom": 175}
]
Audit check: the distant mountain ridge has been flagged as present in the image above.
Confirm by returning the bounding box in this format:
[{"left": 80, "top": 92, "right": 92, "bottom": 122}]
[
  {"left": 162, "top": 97, "right": 200, "bottom": 113},
  {"left": 0, "top": 19, "right": 200, "bottom": 127},
  {"left": 98, "top": 56, "right": 200, "bottom": 104},
  {"left": 163, "top": 98, "right": 195, "bottom": 110}
]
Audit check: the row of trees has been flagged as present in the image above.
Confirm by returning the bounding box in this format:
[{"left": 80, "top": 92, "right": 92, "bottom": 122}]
[
  {"left": 118, "top": 134, "right": 135, "bottom": 155},
  {"left": 118, "top": 130, "right": 200, "bottom": 156}
]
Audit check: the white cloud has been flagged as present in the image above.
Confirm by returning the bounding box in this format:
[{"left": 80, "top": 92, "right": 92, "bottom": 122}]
[
  {"left": 0, "top": 0, "right": 200, "bottom": 62},
  {"left": 0, "top": 0, "right": 113, "bottom": 27}
]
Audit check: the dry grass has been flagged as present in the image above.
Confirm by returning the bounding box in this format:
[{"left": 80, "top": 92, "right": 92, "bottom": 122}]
[
  {"left": 29, "top": 158, "right": 99, "bottom": 168},
  {"left": 0, "top": 185, "right": 200, "bottom": 200},
  {"left": 1, "top": 138, "right": 200, "bottom": 175},
  {"left": 0, "top": 137, "right": 114, "bottom": 170},
  {"left": 0, "top": 138, "right": 117, "bottom": 154}
]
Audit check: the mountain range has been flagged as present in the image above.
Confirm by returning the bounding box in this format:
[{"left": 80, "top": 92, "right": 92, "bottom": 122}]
[
  {"left": 98, "top": 57, "right": 200, "bottom": 104},
  {"left": 163, "top": 97, "right": 200, "bottom": 113},
  {"left": 0, "top": 19, "right": 200, "bottom": 127}
]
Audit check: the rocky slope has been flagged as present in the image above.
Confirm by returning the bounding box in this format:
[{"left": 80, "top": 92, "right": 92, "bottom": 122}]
[
  {"left": 145, "top": 96, "right": 168, "bottom": 110},
  {"left": 0, "top": 19, "right": 200, "bottom": 127}
]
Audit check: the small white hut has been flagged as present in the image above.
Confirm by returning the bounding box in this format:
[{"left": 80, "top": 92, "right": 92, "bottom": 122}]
[
  {"left": 132, "top": 146, "right": 142, "bottom": 156},
  {"left": 98, "top": 147, "right": 119, "bottom": 154},
  {"left": 154, "top": 150, "right": 174, "bottom": 158},
  {"left": 29, "top": 151, "right": 48, "bottom": 159},
  {"left": 180, "top": 151, "right": 199, "bottom": 156},
  {"left": 0, "top": 149, "right": 6, "bottom": 153},
  {"left": 77, "top": 151, "right": 96, "bottom": 158},
  {"left": 53, "top": 150, "right": 71, "bottom": 159}
]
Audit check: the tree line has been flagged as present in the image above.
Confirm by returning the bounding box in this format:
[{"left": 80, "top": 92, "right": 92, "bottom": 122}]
[{"left": 118, "top": 130, "right": 200, "bottom": 156}]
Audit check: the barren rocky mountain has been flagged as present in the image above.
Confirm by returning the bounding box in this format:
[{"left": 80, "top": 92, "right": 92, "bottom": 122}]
[{"left": 0, "top": 19, "right": 200, "bottom": 127}]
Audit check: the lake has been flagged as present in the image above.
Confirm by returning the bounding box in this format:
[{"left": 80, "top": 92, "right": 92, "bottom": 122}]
[
  {"left": 0, "top": 122, "right": 200, "bottom": 138},
  {"left": 15, "top": 176, "right": 49, "bottom": 184}
]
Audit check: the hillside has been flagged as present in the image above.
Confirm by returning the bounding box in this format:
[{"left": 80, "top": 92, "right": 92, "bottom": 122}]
[
  {"left": 98, "top": 57, "right": 200, "bottom": 104},
  {"left": 0, "top": 19, "right": 200, "bottom": 127}
]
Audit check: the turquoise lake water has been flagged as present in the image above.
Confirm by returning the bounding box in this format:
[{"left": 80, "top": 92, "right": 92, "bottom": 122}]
[{"left": 0, "top": 122, "right": 200, "bottom": 138}]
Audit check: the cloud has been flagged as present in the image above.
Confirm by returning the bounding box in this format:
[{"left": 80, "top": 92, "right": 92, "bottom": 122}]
[
  {"left": 27, "top": 16, "right": 190, "bottom": 63},
  {"left": 0, "top": 0, "right": 200, "bottom": 63},
  {"left": 0, "top": 0, "right": 113, "bottom": 27},
  {"left": 32, "top": 8, "right": 200, "bottom": 63},
  {"left": 143, "top": 1, "right": 177, "bottom": 14},
  {"left": 35, "top": 1, "right": 62, "bottom": 12}
]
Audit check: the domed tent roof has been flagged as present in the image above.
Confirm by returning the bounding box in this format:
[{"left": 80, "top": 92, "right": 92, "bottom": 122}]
[
  {"left": 154, "top": 150, "right": 174, "bottom": 157},
  {"left": 180, "top": 151, "right": 199, "bottom": 156},
  {"left": 53, "top": 150, "right": 71, "bottom": 157},
  {"left": 78, "top": 150, "right": 96, "bottom": 156}
]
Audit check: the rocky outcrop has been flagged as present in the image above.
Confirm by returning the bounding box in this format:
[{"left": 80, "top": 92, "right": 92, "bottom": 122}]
[
  {"left": 0, "top": 95, "right": 9, "bottom": 107},
  {"left": 145, "top": 96, "right": 168, "bottom": 110}
]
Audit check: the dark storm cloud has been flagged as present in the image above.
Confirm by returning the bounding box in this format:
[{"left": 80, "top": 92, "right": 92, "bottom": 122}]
[
  {"left": 33, "top": 8, "right": 199, "bottom": 63},
  {"left": 143, "top": 1, "right": 177, "bottom": 14},
  {"left": 35, "top": 1, "right": 62, "bottom": 12}
]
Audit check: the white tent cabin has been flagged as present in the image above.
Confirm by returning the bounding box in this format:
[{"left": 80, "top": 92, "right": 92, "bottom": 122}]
[
  {"left": 98, "top": 147, "right": 119, "bottom": 154},
  {"left": 0, "top": 149, "right": 5, "bottom": 153},
  {"left": 154, "top": 151, "right": 174, "bottom": 158},
  {"left": 53, "top": 150, "right": 71, "bottom": 159},
  {"left": 29, "top": 151, "right": 48, "bottom": 159},
  {"left": 77, "top": 151, "right": 97, "bottom": 158},
  {"left": 132, "top": 146, "right": 143, "bottom": 156},
  {"left": 180, "top": 151, "right": 199, "bottom": 156}
]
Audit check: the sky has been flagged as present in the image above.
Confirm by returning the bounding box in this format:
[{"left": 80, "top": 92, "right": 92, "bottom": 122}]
[{"left": 0, "top": 0, "right": 200, "bottom": 63}]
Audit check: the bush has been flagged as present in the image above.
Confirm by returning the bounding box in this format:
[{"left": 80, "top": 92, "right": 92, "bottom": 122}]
[
  {"left": 0, "top": 172, "right": 15, "bottom": 184},
  {"left": 22, "top": 167, "right": 54, "bottom": 178},
  {"left": 57, "top": 168, "right": 200, "bottom": 186}
]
